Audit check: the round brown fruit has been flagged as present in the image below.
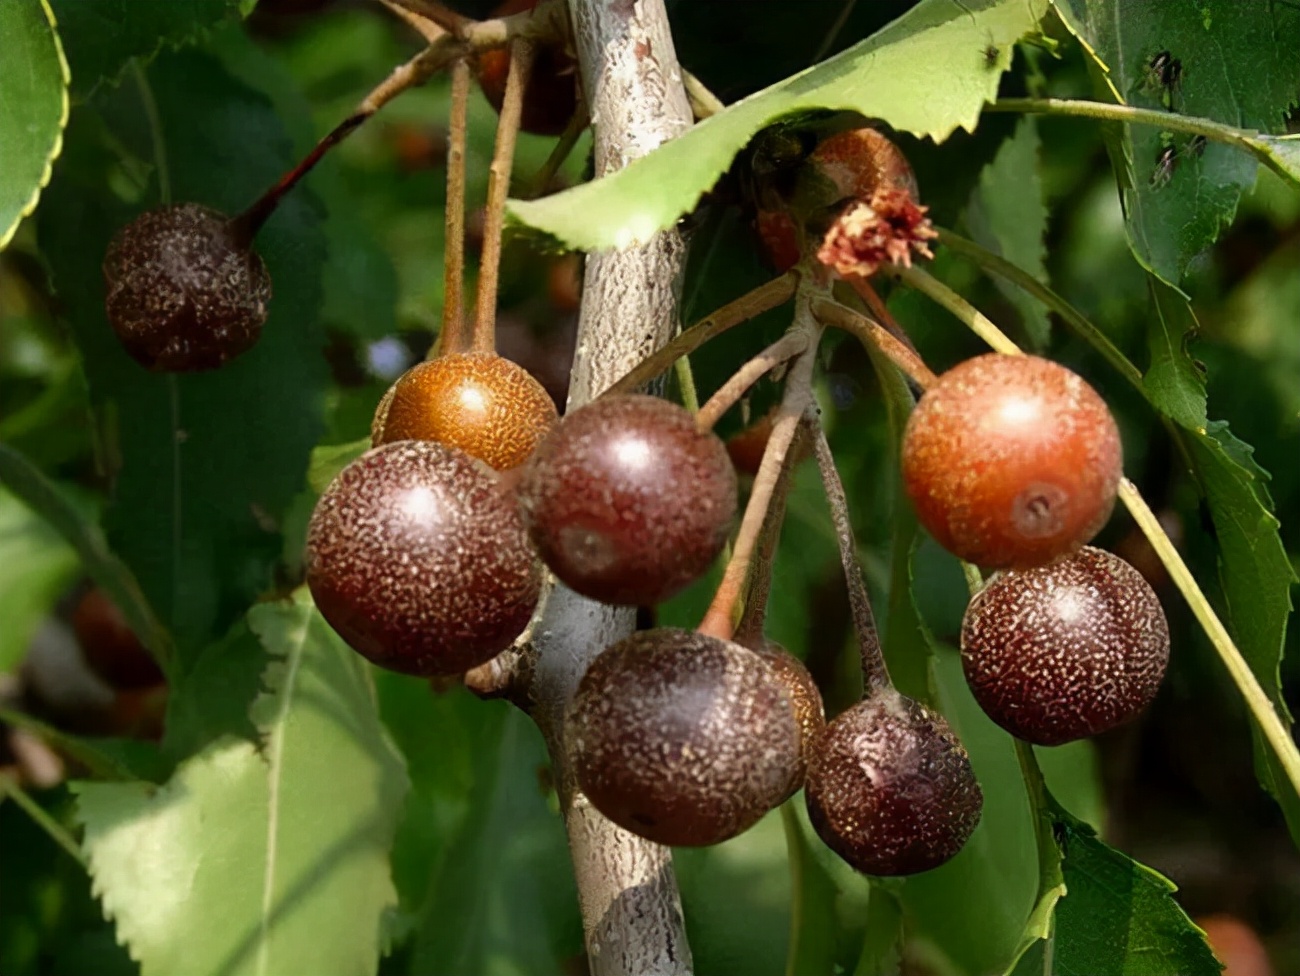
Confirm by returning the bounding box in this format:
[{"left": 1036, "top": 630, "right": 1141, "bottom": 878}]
[
  {"left": 103, "top": 203, "right": 271, "bottom": 371},
  {"left": 902, "top": 353, "right": 1122, "bottom": 568},
  {"left": 518, "top": 394, "right": 737, "bottom": 606},
  {"left": 372, "top": 353, "right": 558, "bottom": 470},
  {"left": 755, "top": 642, "right": 825, "bottom": 799},
  {"left": 805, "top": 689, "right": 983, "bottom": 876},
  {"left": 567, "top": 628, "right": 803, "bottom": 846},
  {"left": 306, "top": 440, "right": 540, "bottom": 676},
  {"left": 474, "top": 0, "right": 578, "bottom": 136},
  {"left": 960, "top": 546, "right": 1170, "bottom": 745},
  {"left": 71, "top": 588, "right": 164, "bottom": 690}
]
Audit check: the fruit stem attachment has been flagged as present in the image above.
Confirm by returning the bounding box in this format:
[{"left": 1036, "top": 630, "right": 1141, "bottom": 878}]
[
  {"left": 811, "top": 422, "right": 890, "bottom": 696},
  {"left": 695, "top": 330, "right": 811, "bottom": 431},
  {"left": 604, "top": 272, "right": 798, "bottom": 396},
  {"left": 813, "top": 299, "right": 937, "bottom": 388},
  {"left": 698, "top": 296, "right": 821, "bottom": 641},
  {"left": 473, "top": 39, "right": 535, "bottom": 354},
  {"left": 439, "top": 58, "right": 471, "bottom": 354}
]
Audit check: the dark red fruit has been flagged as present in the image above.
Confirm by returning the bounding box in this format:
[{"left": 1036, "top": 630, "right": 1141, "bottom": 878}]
[
  {"left": 960, "top": 546, "right": 1170, "bottom": 745},
  {"left": 372, "top": 353, "right": 558, "bottom": 470},
  {"left": 518, "top": 394, "right": 737, "bottom": 606},
  {"left": 902, "top": 353, "right": 1122, "bottom": 569},
  {"left": 755, "top": 643, "right": 825, "bottom": 799},
  {"left": 103, "top": 203, "right": 271, "bottom": 371},
  {"left": 71, "top": 588, "right": 164, "bottom": 690},
  {"left": 805, "top": 690, "right": 982, "bottom": 876},
  {"left": 474, "top": 0, "right": 578, "bottom": 136},
  {"left": 567, "top": 629, "right": 803, "bottom": 846},
  {"left": 306, "top": 440, "right": 540, "bottom": 676}
]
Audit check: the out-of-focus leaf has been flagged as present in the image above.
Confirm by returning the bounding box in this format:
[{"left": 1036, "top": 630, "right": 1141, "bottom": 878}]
[
  {"left": 1050, "top": 809, "right": 1221, "bottom": 975},
  {"left": 0, "top": 485, "right": 81, "bottom": 673},
  {"left": 508, "top": 0, "right": 1050, "bottom": 250},
  {"left": 39, "top": 46, "right": 328, "bottom": 662},
  {"left": 1054, "top": 0, "right": 1300, "bottom": 284},
  {"left": 0, "top": 0, "right": 68, "bottom": 250},
  {"left": 780, "top": 803, "right": 841, "bottom": 976},
  {"left": 308, "top": 438, "right": 371, "bottom": 495},
  {"left": 74, "top": 591, "right": 407, "bottom": 976},
  {"left": 963, "top": 117, "right": 1051, "bottom": 349},
  {"left": 47, "top": 0, "right": 239, "bottom": 99},
  {"left": 1143, "top": 277, "right": 1207, "bottom": 432}
]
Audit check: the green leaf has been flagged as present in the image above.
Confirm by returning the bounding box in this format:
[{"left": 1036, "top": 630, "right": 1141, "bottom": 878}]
[
  {"left": 1142, "top": 277, "right": 1207, "bottom": 431},
  {"left": 308, "top": 438, "right": 371, "bottom": 496},
  {"left": 1253, "top": 133, "right": 1300, "bottom": 187},
  {"left": 47, "top": 0, "right": 239, "bottom": 99},
  {"left": 0, "top": 443, "right": 172, "bottom": 670},
  {"left": 162, "top": 618, "right": 267, "bottom": 761},
  {"left": 1054, "top": 0, "right": 1300, "bottom": 285},
  {"left": 508, "top": 0, "right": 1050, "bottom": 251},
  {"left": 74, "top": 591, "right": 407, "bottom": 976},
  {"left": 963, "top": 117, "right": 1052, "bottom": 349},
  {"left": 1051, "top": 810, "right": 1221, "bottom": 975},
  {"left": 39, "top": 43, "right": 328, "bottom": 662},
  {"left": 0, "top": 0, "right": 69, "bottom": 249},
  {"left": 0, "top": 485, "right": 81, "bottom": 673}
]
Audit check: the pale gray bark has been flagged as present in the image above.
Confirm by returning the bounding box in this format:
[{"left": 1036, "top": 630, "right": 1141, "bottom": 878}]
[{"left": 523, "top": 1, "right": 696, "bottom": 974}]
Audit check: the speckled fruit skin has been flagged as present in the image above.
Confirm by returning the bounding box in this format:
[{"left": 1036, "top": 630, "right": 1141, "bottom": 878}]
[
  {"left": 902, "top": 353, "right": 1122, "bottom": 569},
  {"left": 961, "top": 546, "right": 1170, "bottom": 745},
  {"left": 372, "top": 353, "right": 558, "bottom": 470},
  {"left": 756, "top": 643, "right": 826, "bottom": 800},
  {"left": 306, "top": 441, "right": 541, "bottom": 676},
  {"left": 805, "top": 690, "right": 983, "bottom": 876},
  {"left": 474, "top": 0, "right": 577, "bottom": 136},
  {"left": 518, "top": 394, "right": 737, "bottom": 606},
  {"left": 805, "top": 127, "right": 919, "bottom": 204},
  {"left": 567, "top": 629, "right": 803, "bottom": 847},
  {"left": 103, "top": 203, "right": 271, "bottom": 372}
]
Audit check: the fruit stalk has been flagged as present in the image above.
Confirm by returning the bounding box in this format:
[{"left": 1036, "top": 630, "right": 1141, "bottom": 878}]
[
  {"left": 694, "top": 329, "right": 810, "bottom": 430},
  {"left": 440, "top": 59, "right": 470, "bottom": 351}
]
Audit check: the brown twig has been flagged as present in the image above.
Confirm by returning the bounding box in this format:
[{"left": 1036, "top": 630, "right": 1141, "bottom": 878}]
[
  {"left": 387, "top": 0, "right": 471, "bottom": 35},
  {"left": 695, "top": 330, "right": 810, "bottom": 431},
  {"left": 378, "top": 0, "right": 447, "bottom": 43},
  {"left": 474, "top": 39, "right": 536, "bottom": 353},
  {"left": 811, "top": 423, "right": 890, "bottom": 695},
  {"left": 439, "top": 59, "right": 471, "bottom": 354},
  {"left": 813, "top": 298, "right": 937, "bottom": 389},
  {"left": 603, "top": 273, "right": 798, "bottom": 396}
]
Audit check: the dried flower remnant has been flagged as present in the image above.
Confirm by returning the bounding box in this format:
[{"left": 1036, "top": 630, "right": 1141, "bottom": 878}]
[{"left": 817, "top": 186, "right": 937, "bottom": 279}]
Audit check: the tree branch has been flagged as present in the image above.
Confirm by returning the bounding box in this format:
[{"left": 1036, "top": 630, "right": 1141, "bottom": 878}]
[{"left": 520, "top": 1, "right": 696, "bottom": 974}]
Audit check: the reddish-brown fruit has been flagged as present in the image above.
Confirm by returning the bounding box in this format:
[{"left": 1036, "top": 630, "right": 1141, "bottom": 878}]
[
  {"left": 567, "top": 628, "right": 803, "bottom": 846},
  {"left": 755, "top": 642, "right": 825, "bottom": 799},
  {"left": 806, "top": 128, "right": 919, "bottom": 205},
  {"left": 961, "top": 547, "right": 1170, "bottom": 745},
  {"left": 474, "top": 0, "right": 578, "bottom": 136},
  {"left": 805, "top": 689, "right": 983, "bottom": 876},
  {"left": 103, "top": 203, "right": 271, "bottom": 371},
  {"left": 726, "top": 408, "right": 777, "bottom": 477},
  {"left": 306, "top": 440, "right": 541, "bottom": 676},
  {"left": 1195, "top": 915, "right": 1275, "bottom": 976},
  {"left": 756, "top": 209, "right": 803, "bottom": 274},
  {"left": 372, "top": 353, "right": 558, "bottom": 470},
  {"left": 902, "top": 353, "right": 1122, "bottom": 568},
  {"left": 71, "top": 588, "right": 164, "bottom": 690},
  {"left": 518, "top": 394, "right": 737, "bottom": 605},
  {"left": 546, "top": 254, "right": 582, "bottom": 313}
]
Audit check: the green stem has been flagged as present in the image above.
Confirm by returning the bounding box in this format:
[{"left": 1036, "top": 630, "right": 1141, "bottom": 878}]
[
  {"left": 673, "top": 355, "right": 700, "bottom": 413},
  {"left": 0, "top": 706, "right": 138, "bottom": 781},
  {"left": 131, "top": 60, "right": 170, "bottom": 206},
  {"left": 886, "top": 265, "right": 1020, "bottom": 356},
  {"left": 0, "top": 776, "right": 85, "bottom": 865},
  {"left": 1013, "top": 740, "right": 1058, "bottom": 886}
]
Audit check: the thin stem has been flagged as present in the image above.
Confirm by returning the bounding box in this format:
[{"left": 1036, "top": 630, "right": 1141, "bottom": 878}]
[
  {"left": 989, "top": 96, "right": 1258, "bottom": 150},
  {"left": 131, "top": 62, "right": 169, "bottom": 206},
  {"left": 695, "top": 330, "right": 810, "bottom": 430},
  {"left": 1013, "top": 739, "right": 1060, "bottom": 891},
  {"left": 440, "top": 59, "right": 471, "bottom": 354},
  {"left": 841, "top": 274, "right": 919, "bottom": 353},
  {"left": 474, "top": 39, "right": 535, "bottom": 353},
  {"left": 0, "top": 776, "right": 85, "bottom": 866},
  {"left": 673, "top": 354, "right": 700, "bottom": 413},
  {"left": 698, "top": 304, "right": 821, "bottom": 641},
  {"left": 934, "top": 228, "right": 1144, "bottom": 389},
  {"left": 813, "top": 298, "right": 937, "bottom": 388},
  {"left": 388, "top": 0, "right": 471, "bottom": 35},
  {"left": 812, "top": 423, "right": 890, "bottom": 695},
  {"left": 682, "top": 70, "right": 725, "bottom": 119},
  {"left": 378, "top": 0, "right": 447, "bottom": 44},
  {"left": 886, "top": 264, "right": 1021, "bottom": 355},
  {"left": 0, "top": 706, "right": 137, "bottom": 781},
  {"left": 1118, "top": 478, "right": 1300, "bottom": 799},
  {"left": 524, "top": 104, "right": 590, "bottom": 200},
  {"left": 604, "top": 272, "right": 798, "bottom": 396}
]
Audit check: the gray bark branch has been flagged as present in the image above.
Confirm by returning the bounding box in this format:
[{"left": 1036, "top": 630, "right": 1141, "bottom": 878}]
[{"left": 523, "top": 1, "right": 696, "bottom": 974}]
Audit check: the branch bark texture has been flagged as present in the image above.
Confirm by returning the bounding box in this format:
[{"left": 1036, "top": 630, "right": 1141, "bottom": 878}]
[{"left": 523, "top": 2, "right": 695, "bottom": 975}]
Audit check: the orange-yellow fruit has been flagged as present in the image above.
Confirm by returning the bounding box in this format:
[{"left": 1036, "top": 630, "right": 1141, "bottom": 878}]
[{"left": 373, "top": 353, "right": 558, "bottom": 470}]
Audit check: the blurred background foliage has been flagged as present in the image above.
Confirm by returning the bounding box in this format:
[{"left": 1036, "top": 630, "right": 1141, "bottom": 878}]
[{"left": 1, "top": 1, "right": 1297, "bottom": 974}]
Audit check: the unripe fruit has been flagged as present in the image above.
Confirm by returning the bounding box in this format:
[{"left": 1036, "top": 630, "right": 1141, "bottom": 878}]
[
  {"left": 474, "top": 0, "right": 578, "bottom": 136},
  {"left": 755, "top": 643, "right": 825, "bottom": 799},
  {"left": 805, "top": 690, "right": 982, "bottom": 876},
  {"left": 902, "top": 353, "right": 1122, "bottom": 569},
  {"left": 518, "top": 394, "right": 737, "bottom": 606},
  {"left": 960, "top": 546, "right": 1170, "bottom": 745},
  {"left": 103, "top": 203, "right": 271, "bottom": 371},
  {"left": 71, "top": 588, "right": 164, "bottom": 690},
  {"left": 306, "top": 441, "right": 540, "bottom": 676},
  {"left": 372, "top": 353, "right": 558, "bottom": 470},
  {"left": 567, "top": 629, "right": 803, "bottom": 846}
]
